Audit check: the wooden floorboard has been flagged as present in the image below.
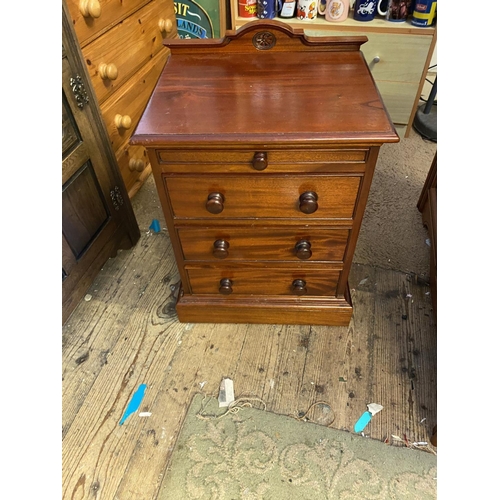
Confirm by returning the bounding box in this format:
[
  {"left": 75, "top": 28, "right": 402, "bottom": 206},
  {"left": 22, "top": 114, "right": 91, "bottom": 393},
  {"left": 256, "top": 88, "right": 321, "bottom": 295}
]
[{"left": 62, "top": 228, "right": 437, "bottom": 500}]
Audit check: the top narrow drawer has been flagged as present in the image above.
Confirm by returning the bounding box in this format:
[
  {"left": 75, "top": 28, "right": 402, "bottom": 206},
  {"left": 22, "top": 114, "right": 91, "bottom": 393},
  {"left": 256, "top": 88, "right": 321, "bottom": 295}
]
[{"left": 155, "top": 149, "right": 368, "bottom": 173}]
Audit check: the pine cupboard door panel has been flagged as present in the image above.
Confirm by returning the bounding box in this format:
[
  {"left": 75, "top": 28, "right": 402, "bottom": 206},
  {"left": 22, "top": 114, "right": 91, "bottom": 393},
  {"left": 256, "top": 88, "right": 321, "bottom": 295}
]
[
  {"left": 66, "top": 0, "right": 151, "bottom": 48},
  {"left": 81, "top": 0, "right": 177, "bottom": 106}
]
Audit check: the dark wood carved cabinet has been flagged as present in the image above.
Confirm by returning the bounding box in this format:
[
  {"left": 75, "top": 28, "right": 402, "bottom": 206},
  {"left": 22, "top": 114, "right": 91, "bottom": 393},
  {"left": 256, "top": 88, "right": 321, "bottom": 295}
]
[
  {"left": 63, "top": 3, "right": 140, "bottom": 324},
  {"left": 131, "top": 21, "right": 399, "bottom": 325}
]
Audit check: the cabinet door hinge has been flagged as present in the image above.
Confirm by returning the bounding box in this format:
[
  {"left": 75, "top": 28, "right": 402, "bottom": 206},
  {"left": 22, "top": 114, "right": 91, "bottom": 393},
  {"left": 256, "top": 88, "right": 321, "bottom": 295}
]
[
  {"left": 110, "top": 186, "right": 125, "bottom": 211},
  {"left": 69, "top": 75, "right": 89, "bottom": 109}
]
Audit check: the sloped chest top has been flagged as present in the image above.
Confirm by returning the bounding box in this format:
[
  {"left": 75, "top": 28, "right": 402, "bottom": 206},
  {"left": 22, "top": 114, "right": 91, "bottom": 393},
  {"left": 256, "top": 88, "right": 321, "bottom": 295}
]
[{"left": 130, "top": 20, "right": 399, "bottom": 146}]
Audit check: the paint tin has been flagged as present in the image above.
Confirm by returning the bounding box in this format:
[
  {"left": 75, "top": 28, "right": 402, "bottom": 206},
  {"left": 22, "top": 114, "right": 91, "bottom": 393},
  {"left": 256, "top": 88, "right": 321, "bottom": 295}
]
[{"left": 239, "top": 0, "right": 258, "bottom": 18}]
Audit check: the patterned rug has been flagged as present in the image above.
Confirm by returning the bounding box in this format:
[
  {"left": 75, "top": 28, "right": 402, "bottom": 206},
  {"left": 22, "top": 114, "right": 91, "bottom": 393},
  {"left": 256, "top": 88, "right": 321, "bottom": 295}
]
[{"left": 157, "top": 394, "right": 437, "bottom": 499}]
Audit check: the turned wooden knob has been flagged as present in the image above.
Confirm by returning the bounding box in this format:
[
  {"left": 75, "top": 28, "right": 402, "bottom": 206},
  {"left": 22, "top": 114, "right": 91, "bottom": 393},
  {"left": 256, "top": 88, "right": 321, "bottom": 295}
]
[
  {"left": 128, "top": 158, "right": 145, "bottom": 172},
  {"left": 252, "top": 152, "right": 268, "bottom": 171},
  {"left": 295, "top": 240, "right": 312, "bottom": 260},
  {"left": 213, "top": 240, "right": 230, "bottom": 259},
  {"left": 219, "top": 278, "right": 233, "bottom": 295},
  {"left": 114, "top": 114, "right": 132, "bottom": 130},
  {"left": 158, "top": 18, "right": 173, "bottom": 33},
  {"left": 98, "top": 62, "right": 118, "bottom": 80},
  {"left": 79, "top": 0, "right": 101, "bottom": 18},
  {"left": 292, "top": 279, "right": 307, "bottom": 295},
  {"left": 299, "top": 191, "right": 318, "bottom": 214},
  {"left": 206, "top": 193, "right": 225, "bottom": 214}
]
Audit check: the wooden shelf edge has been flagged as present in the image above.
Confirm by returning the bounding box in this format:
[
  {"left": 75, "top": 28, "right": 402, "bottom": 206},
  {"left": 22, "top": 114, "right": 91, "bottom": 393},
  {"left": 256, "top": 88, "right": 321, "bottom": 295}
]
[{"left": 231, "top": 11, "right": 436, "bottom": 36}]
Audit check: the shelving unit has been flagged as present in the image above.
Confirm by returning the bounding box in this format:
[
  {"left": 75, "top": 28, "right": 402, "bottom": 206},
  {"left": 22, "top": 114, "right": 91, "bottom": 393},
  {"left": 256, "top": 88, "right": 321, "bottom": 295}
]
[{"left": 229, "top": 7, "right": 437, "bottom": 138}]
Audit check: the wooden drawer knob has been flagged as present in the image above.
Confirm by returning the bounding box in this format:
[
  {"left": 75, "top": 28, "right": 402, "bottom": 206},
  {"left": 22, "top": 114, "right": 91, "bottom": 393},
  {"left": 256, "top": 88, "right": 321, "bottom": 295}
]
[
  {"left": 252, "top": 152, "right": 268, "bottom": 171},
  {"left": 98, "top": 62, "right": 118, "bottom": 80},
  {"left": 158, "top": 18, "right": 173, "bottom": 33},
  {"left": 213, "top": 240, "right": 230, "bottom": 259},
  {"left": 206, "top": 192, "right": 225, "bottom": 214},
  {"left": 295, "top": 240, "right": 312, "bottom": 260},
  {"left": 79, "top": 0, "right": 101, "bottom": 18},
  {"left": 292, "top": 279, "right": 307, "bottom": 295},
  {"left": 299, "top": 191, "right": 318, "bottom": 214},
  {"left": 128, "top": 158, "right": 145, "bottom": 172},
  {"left": 114, "top": 114, "right": 132, "bottom": 130},
  {"left": 219, "top": 278, "right": 233, "bottom": 295}
]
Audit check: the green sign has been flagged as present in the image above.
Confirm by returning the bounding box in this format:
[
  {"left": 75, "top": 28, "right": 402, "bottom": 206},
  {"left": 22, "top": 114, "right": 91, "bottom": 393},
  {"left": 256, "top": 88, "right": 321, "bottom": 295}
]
[{"left": 174, "top": 0, "right": 221, "bottom": 39}]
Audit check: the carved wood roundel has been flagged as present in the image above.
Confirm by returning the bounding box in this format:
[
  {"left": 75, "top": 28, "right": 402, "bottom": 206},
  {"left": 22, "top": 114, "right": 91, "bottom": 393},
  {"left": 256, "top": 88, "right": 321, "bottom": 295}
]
[{"left": 252, "top": 31, "right": 276, "bottom": 50}]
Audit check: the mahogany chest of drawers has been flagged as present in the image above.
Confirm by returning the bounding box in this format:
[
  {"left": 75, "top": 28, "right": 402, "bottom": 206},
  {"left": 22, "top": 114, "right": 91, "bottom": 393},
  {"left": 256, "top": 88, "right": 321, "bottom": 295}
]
[{"left": 130, "top": 20, "right": 399, "bottom": 325}]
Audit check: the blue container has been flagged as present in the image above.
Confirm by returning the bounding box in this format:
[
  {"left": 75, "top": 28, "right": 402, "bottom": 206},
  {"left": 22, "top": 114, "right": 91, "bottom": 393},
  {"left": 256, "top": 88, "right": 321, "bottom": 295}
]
[
  {"left": 353, "top": 0, "right": 381, "bottom": 22},
  {"left": 411, "top": 0, "right": 436, "bottom": 27}
]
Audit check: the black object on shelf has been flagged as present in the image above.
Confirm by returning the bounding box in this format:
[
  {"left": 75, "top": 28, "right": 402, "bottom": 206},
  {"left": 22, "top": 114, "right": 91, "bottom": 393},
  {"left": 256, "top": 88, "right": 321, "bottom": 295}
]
[{"left": 413, "top": 77, "right": 437, "bottom": 142}]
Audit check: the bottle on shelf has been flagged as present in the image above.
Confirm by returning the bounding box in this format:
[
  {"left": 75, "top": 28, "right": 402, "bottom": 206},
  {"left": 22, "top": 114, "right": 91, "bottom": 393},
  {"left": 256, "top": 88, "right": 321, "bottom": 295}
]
[
  {"left": 317, "top": 0, "right": 327, "bottom": 16},
  {"left": 279, "top": 0, "right": 297, "bottom": 18}
]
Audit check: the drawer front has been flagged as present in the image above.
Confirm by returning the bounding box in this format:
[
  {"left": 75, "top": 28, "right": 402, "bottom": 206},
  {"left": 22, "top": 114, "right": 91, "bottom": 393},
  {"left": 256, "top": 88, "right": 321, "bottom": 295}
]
[
  {"left": 66, "top": 0, "right": 150, "bottom": 48},
  {"left": 116, "top": 144, "right": 150, "bottom": 193},
  {"left": 157, "top": 149, "right": 368, "bottom": 173},
  {"left": 165, "top": 175, "right": 361, "bottom": 219},
  {"left": 356, "top": 32, "right": 432, "bottom": 83},
  {"left": 186, "top": 267, "right": 341, "bottom": 296},
  {"left": 100, "top": 48, "right": 169, "bottom": 154},
  {"left": 177, "top": 227, "right": 350, "bottom": 262},
  {"left": 305, "top": 30, "right": 432, "bottom": 83},
  {"left": 82, "top": 0, "right": 176, "bottom": 105}
]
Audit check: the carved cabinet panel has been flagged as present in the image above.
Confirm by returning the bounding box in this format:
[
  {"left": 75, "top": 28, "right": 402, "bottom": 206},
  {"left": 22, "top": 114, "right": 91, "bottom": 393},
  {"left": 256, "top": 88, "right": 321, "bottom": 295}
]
[{"left": 62, "top": 3, "right": 140, "bottom": 324}]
